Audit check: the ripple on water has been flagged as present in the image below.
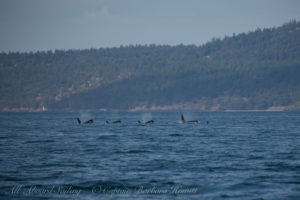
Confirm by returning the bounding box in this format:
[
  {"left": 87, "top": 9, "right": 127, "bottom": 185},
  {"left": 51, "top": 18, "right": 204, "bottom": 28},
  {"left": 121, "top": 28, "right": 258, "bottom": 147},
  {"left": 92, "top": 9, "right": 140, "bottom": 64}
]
[{"left": 1, "top": 112, "right": 300, "bottom": 199}]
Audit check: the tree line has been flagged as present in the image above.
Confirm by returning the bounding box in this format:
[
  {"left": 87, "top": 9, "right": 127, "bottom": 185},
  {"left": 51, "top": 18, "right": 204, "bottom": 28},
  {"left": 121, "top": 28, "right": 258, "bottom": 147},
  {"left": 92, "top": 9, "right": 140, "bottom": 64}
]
[{"left": 0, "top": 20, "right": 299, "bottom": 111}]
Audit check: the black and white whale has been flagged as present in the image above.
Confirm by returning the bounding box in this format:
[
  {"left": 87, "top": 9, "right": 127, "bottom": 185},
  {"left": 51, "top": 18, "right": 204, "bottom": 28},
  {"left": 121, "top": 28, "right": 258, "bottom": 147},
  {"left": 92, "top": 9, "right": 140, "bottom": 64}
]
[
  {"left": 77, "top": 118, "right": 93, "bottom": 124},
  {"left": 137, "top": 119, "right": 154, "bottom": 124},
  {"left": 106, "top": 120, "right": 121, "bottom": 124},
  {"left": 145, "top": 120, "right": 154, "bottom": 124},
  {"left": 181, "top": 114, "right": 198, "bottom": 124}
]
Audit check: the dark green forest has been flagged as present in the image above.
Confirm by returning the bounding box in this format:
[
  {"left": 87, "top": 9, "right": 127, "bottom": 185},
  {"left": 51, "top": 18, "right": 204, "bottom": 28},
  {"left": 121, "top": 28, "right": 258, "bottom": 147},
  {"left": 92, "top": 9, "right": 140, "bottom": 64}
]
[{"left": 1, "top": 21, "right": 300, "bottom": 111}]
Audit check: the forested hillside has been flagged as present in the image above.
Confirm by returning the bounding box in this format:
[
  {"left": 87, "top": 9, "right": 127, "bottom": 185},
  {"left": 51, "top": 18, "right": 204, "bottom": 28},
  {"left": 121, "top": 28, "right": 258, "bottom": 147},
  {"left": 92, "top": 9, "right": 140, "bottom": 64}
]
[{"left": 1, "top": 21, "right": 300, "bottom": 111}]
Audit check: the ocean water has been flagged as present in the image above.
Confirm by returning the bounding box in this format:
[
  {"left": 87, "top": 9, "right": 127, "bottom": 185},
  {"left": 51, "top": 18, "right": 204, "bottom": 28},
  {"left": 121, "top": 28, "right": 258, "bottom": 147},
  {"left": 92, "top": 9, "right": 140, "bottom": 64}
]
[{"left": 0, "top": 111, "right": 300, "bottom": 200}]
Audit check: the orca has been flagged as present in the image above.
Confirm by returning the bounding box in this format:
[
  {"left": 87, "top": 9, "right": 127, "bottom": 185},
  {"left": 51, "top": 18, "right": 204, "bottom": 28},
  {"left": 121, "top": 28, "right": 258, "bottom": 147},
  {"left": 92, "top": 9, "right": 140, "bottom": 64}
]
[
  {"left": 137, "top": 120, "right": 154, "bottom": 124},
  {"left": 77, "top": 118, "right": 93, "bottom": 124},
  {"left": 145, "top": 120, "right": 154, "bottom": 124},
  {"left": 106, "top": 120, "right": 121, "bottom": 124},
  {"left": 181, "top": 114, "right": 199, "bottom": 124},
  {"left": 84, "top": 119, "right": 94, "bottom": 124}
]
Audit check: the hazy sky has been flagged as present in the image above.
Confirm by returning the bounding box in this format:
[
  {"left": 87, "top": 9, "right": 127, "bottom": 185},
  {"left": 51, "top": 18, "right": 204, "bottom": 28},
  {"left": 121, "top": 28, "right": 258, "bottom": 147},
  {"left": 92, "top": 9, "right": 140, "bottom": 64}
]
[{"left": 0, "top": 0, "right": 300, "bottom": 52}]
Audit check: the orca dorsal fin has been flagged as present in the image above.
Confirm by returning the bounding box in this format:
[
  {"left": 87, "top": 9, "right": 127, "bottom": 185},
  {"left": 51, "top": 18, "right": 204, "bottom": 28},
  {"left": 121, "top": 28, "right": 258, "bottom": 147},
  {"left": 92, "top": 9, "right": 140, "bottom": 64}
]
[
  {"left": 77, "top": 118, "right": 81, "bottom": 124},
  {"left": 181, "top": 114, "right": 185, "bottom": 122}
]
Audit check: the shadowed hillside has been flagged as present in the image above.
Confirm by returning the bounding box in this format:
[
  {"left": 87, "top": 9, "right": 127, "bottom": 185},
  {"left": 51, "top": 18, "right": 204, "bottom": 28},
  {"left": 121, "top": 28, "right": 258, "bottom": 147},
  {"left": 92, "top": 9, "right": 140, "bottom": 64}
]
[{"left": 1, "top": 20, "right": 300, "bottom": 111}]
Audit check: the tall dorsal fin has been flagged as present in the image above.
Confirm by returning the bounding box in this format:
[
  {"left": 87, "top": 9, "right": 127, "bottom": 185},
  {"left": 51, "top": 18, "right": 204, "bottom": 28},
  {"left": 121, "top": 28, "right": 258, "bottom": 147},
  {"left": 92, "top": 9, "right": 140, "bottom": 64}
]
[{"left": 181, "top": 114, "right": 185, "bottom": 122}]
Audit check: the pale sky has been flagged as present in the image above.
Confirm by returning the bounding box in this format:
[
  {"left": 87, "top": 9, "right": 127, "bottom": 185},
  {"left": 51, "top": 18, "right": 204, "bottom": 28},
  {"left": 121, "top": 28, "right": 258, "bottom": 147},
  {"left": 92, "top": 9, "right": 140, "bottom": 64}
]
[{"left": 0, "top": 0, "right": 299, "bottom": 52}]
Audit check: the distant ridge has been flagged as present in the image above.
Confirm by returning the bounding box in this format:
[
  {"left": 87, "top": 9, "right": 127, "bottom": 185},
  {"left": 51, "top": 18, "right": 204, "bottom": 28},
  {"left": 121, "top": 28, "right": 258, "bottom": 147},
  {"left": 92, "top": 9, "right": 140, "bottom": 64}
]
[{"left": 0, "top": 20, "right": 300, "bottom": 111}]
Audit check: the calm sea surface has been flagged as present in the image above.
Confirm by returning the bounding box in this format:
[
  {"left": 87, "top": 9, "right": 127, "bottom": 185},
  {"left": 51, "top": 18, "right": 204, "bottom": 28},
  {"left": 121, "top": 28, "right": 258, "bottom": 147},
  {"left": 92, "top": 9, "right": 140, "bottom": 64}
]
[{"left": 0, "top": 112, "right": 300, "bottom": 200}]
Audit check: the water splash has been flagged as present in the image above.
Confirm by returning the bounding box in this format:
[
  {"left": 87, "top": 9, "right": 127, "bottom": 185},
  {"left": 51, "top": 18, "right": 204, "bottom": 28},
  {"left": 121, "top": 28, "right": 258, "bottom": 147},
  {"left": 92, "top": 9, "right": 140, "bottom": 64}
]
[
  {"left": 142, "top": 112, "right": 152, "bottom": 123},
  {"left": 79, "top": 111, "right": 93, "bottom": 121}
]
